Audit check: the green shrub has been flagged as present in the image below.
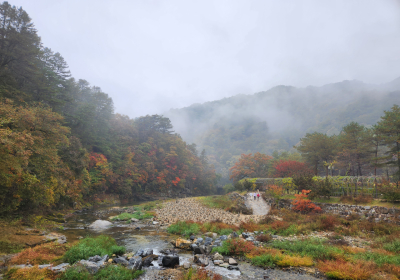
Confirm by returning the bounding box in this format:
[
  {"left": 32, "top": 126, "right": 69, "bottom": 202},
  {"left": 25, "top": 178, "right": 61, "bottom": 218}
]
[
  {"left": 64, "top": 236, "right": 125, "bottom": 264},
  {"left": 211, "top": 242, "right": 230, "bottom": 255},
  {"left": 132, "top": 269, "right": 145, "bottom": 279},
  {"left": 250, "top": 254, "right": 280, "bottom": 267},
  {"left": 167, "top": 221, "right": 200, "bottom": 237},
  {"left": 110, "top": 211, "right": 154, "bottom": 221},
  {"left": 354, "top": 252, "right": 400, "bottom": 266},
  {"left": 94, "top": 265, "right": 133, "bottom": 280},
  {"left": 270, "top": 239, "right": 343, "bottom": 260},
  {"left": 383, "top": 240, "right": 400, "bottom": 253},
  {"left": 59, "top": 265, "right": 91, "bottom": 280}
]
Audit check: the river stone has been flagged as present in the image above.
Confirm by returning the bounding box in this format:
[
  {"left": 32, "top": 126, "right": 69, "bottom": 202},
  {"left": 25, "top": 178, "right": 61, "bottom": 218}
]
[
  {"left": 219, "top": 263, "right": 229, "bottom": 268},
  {"left": 194, "top": 254, "right": 209, "bottom": 266},
  {"left": 220, "top": 235, "right": 228, "bottom": 241},
  {"left": 205, "top": 245, "right": 212, "bottom": 254},
  {"left": 214, "top": 260, "right": 223, "bottom": 265},
  {"left": 144, "top": 249, "right": 153, "bottom": 257},
  {"left": 195, "top": 245, "right": 206, "bottom": 254},
  {"left": 142, "top": 256, "right": 153, "bottom": 267},
  {"left": 228, "top": 265, "right": 240, "bottom": 270},
  {"left": 183, "top": 262, "right": 191, "bottom": 269},
  {"left": 130, "top": 218, "right": 139, "bottom": 223},
  {"left": 190, "top": 243, "right": 198, "bottom": 251},
  {"left": 88, "top": 220, "right": 113, "bottom": 229},
  {"left": 205, "top": 237, "right": 213, "bottom": 243},
  {"left": 51, "top": 263, "right": 70, "bottom": 273},
  {"left": 114, "top": 256, "right": 129, "bottom": 266},
  {"left": 39, "top": 264, "right": 51, "bottom": 269},
  {"left": 242, "top": 232, "right": 249, "bottom": 238},
  {"left": 128, "top": 256, "right": 143, "bottom": 270},
  {"left": 213, "top": 252, "right": 224, "bottom": 261},
  {"left": 162, "top": 255, "right": 179, "bottom": 267},
  {"left": 88, "top": 255, "right": 102, "bottom": 262},
  {"left": 190, "top": 235, "right": 196, "bottom": 241},
  {"left": 135, "top": 249, "right": 144, "bottom": 257},
  {"left": 228, "top": 258, "right": 238, "bottom": 265},
  {"left": 196, "top": 237, "right": 204, "bottom": 244},
  {"left": 78, "top": 260, "right": 99, "bottom": 274}
]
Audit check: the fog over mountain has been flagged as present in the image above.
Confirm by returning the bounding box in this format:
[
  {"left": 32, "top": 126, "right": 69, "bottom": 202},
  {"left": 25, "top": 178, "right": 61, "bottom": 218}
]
[
  {"left": 10, "top": 0, "right": 400, "bottom": 118},
  {"left": 165, "top": 78, "right": 400, "bottom": 178}
]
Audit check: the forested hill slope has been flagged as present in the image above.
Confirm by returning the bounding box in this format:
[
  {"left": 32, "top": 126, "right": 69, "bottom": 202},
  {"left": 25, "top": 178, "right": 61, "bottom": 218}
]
[
  {"left": 0, "top": 2, "right": 217, "bottom": 214},
  {"left": 165, "top": 78, "right": 400, "bottom": 179}
]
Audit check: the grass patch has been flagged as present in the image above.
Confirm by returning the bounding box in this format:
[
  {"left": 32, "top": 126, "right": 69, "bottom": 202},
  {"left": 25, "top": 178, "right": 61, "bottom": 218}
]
[
  {"left": 6, "top": 266, "right": 58, "bottom": 280},
  {"left": 94, "top": 265, "right": 136, "bottom": 280},
  {"left": 354, "top": 251, "right": 400, "bottom": 266},
  {"left": 318, "top": 259, "right": 377, "bottom": 280},
  {"left": 110, "top": 211, "right": 154, "bottom": 221},
  {"left": 270, "top": 239, "right": 344, "bottom": 260},
  {"left": 59, "top": 265, "right": 143, "bottom": 280},
  {"left": 58, "top": 265, "right": 91, "bottom": 280},
  {"left": 9, "top": 242, "right": 69, "bottom": 265},
  {"left": 63, "top": 235, "right": 125, "bottom": 264},
  {"left": 383, "top": 240, "right": 400, "bottom": 253},
  {"left": 250, "top": 254, "right": 280, "bottom": 268},
  {"left": 198, "top": 195, "right": 235, "bottom": 210},
  {"left": 167, "top": 221, "right": 200, "bottom": 237}
]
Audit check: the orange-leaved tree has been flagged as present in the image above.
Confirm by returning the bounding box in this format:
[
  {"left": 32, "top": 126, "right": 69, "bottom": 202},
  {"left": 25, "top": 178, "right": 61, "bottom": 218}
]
[
  {"left": 292, "top": 190, "right": 322, "bottom": 213},
  {"left": 229, "top": 152, "right": 273, "bottom": 182},
  {"left": 273, "top": 160, "right": 312, "bottom": 178}
]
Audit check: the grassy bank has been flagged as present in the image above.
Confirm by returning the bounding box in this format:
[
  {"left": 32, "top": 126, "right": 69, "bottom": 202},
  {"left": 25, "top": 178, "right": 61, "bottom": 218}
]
[
  {"left": 4, "top": 235, "right": 143, "bottom": 280},
  {"left": 167, "top": 204, "right": 400, "bottom": 280}
]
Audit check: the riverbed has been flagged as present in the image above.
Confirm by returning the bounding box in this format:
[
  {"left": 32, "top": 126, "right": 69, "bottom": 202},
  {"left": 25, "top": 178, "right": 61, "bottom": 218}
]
[{"left": 63, "top": 203, "right": 322, "bottom": 280}]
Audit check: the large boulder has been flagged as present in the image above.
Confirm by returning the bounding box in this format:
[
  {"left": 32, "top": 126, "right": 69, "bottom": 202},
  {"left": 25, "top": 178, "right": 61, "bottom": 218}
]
[
  {"left": 77, "top": 260, "right": 100, "bottom": 274},
  {"left": 175, "top": 238, "right": 192, "bottom": 250},
  {"left": 162, "top": 256, "right": 179, "bottom": 267},
  {"left": 88, "top": 220, "right": 113, "bottom": 230},
  {"left": 114, "top": 256, "right": 129, "bottom": 266},
  {"left": 128, "top": 256, "right": 143, "bottom": 270}
]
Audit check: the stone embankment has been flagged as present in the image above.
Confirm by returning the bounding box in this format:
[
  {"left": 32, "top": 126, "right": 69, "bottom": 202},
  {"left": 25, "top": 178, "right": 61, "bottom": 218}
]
[
  {"left": 154, "top": 197, "right": 264, "bottom": 226},
  {"left": 265, "top": 198, "right": 400, "bottom": 224}
]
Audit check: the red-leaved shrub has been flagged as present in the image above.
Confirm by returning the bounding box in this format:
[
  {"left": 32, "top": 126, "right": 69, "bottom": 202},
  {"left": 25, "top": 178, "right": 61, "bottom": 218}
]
[{"left": 292, "top": 190, "right": 322, "bottom": 213}]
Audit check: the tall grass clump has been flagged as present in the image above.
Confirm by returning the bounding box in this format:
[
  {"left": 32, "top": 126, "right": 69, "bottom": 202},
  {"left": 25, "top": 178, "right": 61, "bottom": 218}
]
[
  {"left": 9, "top": 243, "right": 69, "bottom": 265},
  {"left": 94, "top": 265, "right": 135, "bottom": 280},
  {"left": 167, "top": 221, "right": 200, "bottom": 237},
  {"left": 63, "top": 236, "right": 125, "bottom": 264},
  {"left": 6, "top": 266, "right": 58, "bottom": 280},
  {"left": 384, "top": 240, "right": 400, "bottom": 253},
  {"left": 354, "top": 251, "right": 400, "bottom": 266},
  {"left": 250, "top": 254, "right": 280, "bottom": 268},
  {"left": 58, "top": 265, "right": 91, "bottom": 280},
  {"left": 318, "top": 259, "right": 376, "bottom": 280},
  {"left": 270, "top": 239, "right": 343, "bottom": 260}
]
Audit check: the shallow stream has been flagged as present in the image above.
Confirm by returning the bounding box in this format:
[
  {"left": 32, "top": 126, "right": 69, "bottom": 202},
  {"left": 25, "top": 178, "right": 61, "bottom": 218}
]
[{"left": 63, "top": 204, "right": 321, "bottom": 280}]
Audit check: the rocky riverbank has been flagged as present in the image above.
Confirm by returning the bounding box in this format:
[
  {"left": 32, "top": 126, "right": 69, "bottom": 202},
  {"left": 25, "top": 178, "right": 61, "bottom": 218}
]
[{"left": 154, "top": 197, "right": 265, "bottom": 225}]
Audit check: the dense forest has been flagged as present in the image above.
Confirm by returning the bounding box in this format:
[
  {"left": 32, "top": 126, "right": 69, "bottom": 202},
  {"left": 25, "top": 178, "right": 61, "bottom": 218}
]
[
  {"left": 228, "top": 105, "right": 400, "bottom": 186},
  {"left": 0, "top": 2, "right": 218, "bottom": 214},
  {"left": 166, "top": 76, "right": 400, "bottom": 181}
]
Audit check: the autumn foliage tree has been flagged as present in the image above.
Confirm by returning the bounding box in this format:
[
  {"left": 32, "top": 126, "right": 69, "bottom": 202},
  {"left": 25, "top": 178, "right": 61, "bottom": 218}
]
[
  {"left": 229, "top": 152, "right": 273, "bottom": 182},
  {"left": 273, "top": 160, "right": 312, "bottom": 178}
]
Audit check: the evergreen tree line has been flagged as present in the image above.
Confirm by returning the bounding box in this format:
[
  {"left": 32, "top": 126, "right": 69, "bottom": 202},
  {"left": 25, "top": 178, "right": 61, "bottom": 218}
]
[
  {"left": 228, "top": 105, "right": 400, "bottom": 184},
  {"left": 0, "top": 2, "right": 217, "bottom": 213},
  {"left": 296, "top": 104, "right": 400, "bottom": 180}
]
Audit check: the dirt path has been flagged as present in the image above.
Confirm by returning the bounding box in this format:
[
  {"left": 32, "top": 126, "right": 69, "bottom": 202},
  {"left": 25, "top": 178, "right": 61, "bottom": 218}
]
[{"left": 245, "top": 195, "right": 270, "bottom": 215}]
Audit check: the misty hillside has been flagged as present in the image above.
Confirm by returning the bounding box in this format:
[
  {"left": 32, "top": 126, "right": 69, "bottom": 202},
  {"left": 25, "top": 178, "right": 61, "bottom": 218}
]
[{"left": 165, "top": 78, "right": 400, "bottom": 179}]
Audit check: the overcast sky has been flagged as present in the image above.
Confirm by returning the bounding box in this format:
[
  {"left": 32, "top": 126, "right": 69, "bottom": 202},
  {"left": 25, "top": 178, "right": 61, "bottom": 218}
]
[{"left": 10, "top": 0, "right": 400, "bottom": 117}]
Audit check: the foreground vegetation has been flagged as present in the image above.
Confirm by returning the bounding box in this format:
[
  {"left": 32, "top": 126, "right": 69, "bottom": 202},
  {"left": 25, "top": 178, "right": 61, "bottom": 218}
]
[
  {"left": 168, "top": 200, "right": 400, "bottom": 280},
  {"left": 4, "top": 235, "right": 142, "bottom": 280}
]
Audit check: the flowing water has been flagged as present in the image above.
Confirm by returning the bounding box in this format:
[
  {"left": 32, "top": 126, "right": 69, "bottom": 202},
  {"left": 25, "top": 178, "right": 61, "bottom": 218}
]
[{"left": 63, "top": 204, "right": 321, "bottom": 280}]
